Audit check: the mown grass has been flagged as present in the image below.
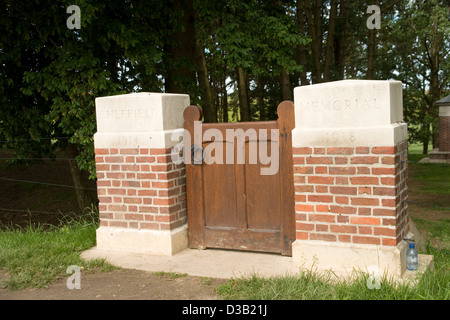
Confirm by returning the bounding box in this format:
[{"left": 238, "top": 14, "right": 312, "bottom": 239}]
[
  {"left": 407, "top": 143, "right": 431, "bottom": 163},
  {"left": 413, "top": 217, "right": 450, "bottom": 248},
  {"left": 408, "top": 164, "right": 450, "bottom": 197},
  {"left": 0, "top": 212, "right": 116, "bottom": 290},
  {"left": 216, "top": 244, "right": 449, "bottom": 300}
]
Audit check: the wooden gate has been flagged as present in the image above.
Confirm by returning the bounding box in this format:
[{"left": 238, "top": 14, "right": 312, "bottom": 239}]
[{"left": 183, "top": 101, "right": 295, "bottom": 256}]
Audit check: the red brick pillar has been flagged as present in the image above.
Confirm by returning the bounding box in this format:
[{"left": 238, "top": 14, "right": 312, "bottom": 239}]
[
  {"left": 291, "top": 80, "right": 412, "bottom": 277},
  {"left": 429, "top": 98, "right": 450, "bottom": 163},
  {"left": 93, "top": 93, "right": 189, "bottom": 255},
  {"left": 293, "top": 143, "right": 409, "bottom": 247},
  {"left": 438, "top": 105, "right": 450, "bottom": 152}
]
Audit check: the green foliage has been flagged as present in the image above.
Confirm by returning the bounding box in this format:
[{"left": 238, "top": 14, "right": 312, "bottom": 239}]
[
  {"left": 387, "top": 0, "right": 450, "bottom": 149},
  {"left": 1, "top": 0, "right": 449, "bottom": 177},
  {"left": 0, "top": 0, "right": 172, "bottom": 178},
  {"left": 194, "top": 0, "right": 310, "bottom": 120}
]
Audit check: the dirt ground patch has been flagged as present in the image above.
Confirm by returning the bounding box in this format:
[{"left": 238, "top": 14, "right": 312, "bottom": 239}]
[{"left": 0, "top": 269, "right": 225, "bottom": 300}]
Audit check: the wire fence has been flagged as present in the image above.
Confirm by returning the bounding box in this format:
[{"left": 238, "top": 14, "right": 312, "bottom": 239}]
[
  {"left": 0, "top": 137, "right": 72, "bottom": 143},
  {"left": 0, "top": 177, "right": 447, "bottom": 214},
  {"left": 0, "top": 136, "right": 89, "bottom": 161},
  {"left": 0, "top": 177, "right": 97, "bottom": 191},
  {"left": 0, "top": 135, "right": 448, "bottom": 216},
  {"left": 0, "top": 207, "right": 80, "bottom": 216},
  {"left": 0, "top": 157, "right": 92, "bottom": 161}
]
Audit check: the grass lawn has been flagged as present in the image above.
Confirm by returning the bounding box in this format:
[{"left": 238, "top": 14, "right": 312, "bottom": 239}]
[
  {"left": 0, "top": 213, "right": 115, "bottom": 290},
  {"left": 407, "top": 143, "right": 450, "bottom": 252},
  {"left": 407, "top": 143, "right": 431, "bottom": 163}
]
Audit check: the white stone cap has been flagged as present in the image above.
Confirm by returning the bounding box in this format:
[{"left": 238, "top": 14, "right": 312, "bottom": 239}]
[
  {"left": 95, "top": 92, "right": 190, "bottom": 133},
  {"left": 439, "top": 106, "right": 450, "bottom": 117},
  {"left": 294, "top": 80, "right": 403, "bottom": 129},
  {"left": 292, "top": 80, "right": 407, "bottom": 147},
  {"left": 93, "top": 129, "right": 184, "bottom": 149},
  {"left": 292, "top": 123, "right": 407, "bottom": 147}
]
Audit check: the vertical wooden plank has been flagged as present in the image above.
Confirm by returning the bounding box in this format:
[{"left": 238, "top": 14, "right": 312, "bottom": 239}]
[
  {"left": 202, "top": 141, "right": 238, "bottom": 228},
  {"left": 235, "top": 140, "right": 247, "bottom": 230},
  {"left": 184, "top": 105, "right": 204, "bottom": 249},
  {"left": 246, "top": 138, "right": 281, "bottom": 230},
  {"left": 276, "top": 101, "right": 296, "bottom": 256}
]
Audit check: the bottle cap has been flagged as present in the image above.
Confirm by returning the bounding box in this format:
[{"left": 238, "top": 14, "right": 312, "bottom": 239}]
[{"left": 409, "top": 242, "right": 415, "bottom": 249}]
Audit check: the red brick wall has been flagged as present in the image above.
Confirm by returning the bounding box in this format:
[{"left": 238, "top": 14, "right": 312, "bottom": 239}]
[
  {"left": 293, "top": 140, "right": 409, "bottom": 247},
  {"left": 94, "top": 142, "right": 409, "bottom": 249},
  {"left": 95, "top": 147, "right": 187, "bottom": 231},
  {"left": 439, "top": 116, "right": 450, "bottom": 152}
]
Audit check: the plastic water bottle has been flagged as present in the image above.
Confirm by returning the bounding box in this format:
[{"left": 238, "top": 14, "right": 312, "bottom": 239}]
[{"left": 406, "top": 242, "right": 418, "bottom": 271}]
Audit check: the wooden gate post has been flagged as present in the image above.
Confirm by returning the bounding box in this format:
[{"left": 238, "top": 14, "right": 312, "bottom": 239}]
[
  {"left": 277, "top": 101, "right": 296, "bottom": 255},
  {"left": 291, "top": 80, "right": 415, "bottom": 277},
  {"left": 93, "top": 93, "right": 189, "bottom": 255}
]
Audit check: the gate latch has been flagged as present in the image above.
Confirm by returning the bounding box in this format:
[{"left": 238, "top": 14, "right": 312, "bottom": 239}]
[{"left": 191, "top": 145, "right": 205, "bottom": 164}]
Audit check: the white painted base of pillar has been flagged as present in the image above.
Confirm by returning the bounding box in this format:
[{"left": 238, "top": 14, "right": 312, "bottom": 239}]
[
  {"left": 96, "top": 225, "right": 188, "bottom": 256},
  {"left": 292, "top": 238, "right": 409, "bottom": 277}
]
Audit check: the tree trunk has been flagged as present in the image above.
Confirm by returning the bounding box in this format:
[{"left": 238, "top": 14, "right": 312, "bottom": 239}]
[
  {"left": 314, "top": 0, "right": 323, "bottom": 55},
  {"left": 422, "top": 123, "right": 430, "bottom": 154},
  {"left": 337, "top": 0, "right": 349, "bottom": 79},
  {"left": 222, "top": 69, "right": 229, "bottom": 122},
  {"left": 193, "top": 20, "right": 216, "bottom": 122},
  {"left": 422, "top": 141, "right": 429, "bottom": 155},
  {"left": 237, "top": 67, "right": 251, "bottom": 121},
  {"left": 428, "top": 22, "right": 443, "bottom": 149},
  {"left": 66, "top": 144, "right": 97, "bottom": 213},
  {"left": 305, "top": 0, "right": 322, "bottom": 83},
  {"left": 323, "top": 0, "right": 338, "bottom": 82},
  {"left": 256, "top": 75, "right": 266, "bottom": 121},
  {"left": 164, "top": 0, "right": 196, "bottom": 94},
  {"left": 367, "top": 28, "right": 376, "bottom": 79},
  {"left": 296, "top": 0, "right": 308, "bottom": 86},
  {"left": 280, "top": 69, "right": 293, "bottom": 101}
]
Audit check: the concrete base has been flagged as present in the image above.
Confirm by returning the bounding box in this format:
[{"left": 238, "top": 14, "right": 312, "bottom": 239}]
[
  {"left": 292, "top": 239, "right": 408, "bottom": 278},
  {"left": 96, "top": 225, "right": 188, "bottom": 256},
  {"left": 288, "top": 226, "right": 431, "bottom": 281},
  {"left": 82, "top": 245, "right": 434, "bottom": 286},
  {"left": 427, "top": 149, "right": 450, "bottom": 164},
  {"left": 291, "top": 234, "right": 434, "bottom": 286},
  {"left": 82, "top": 247, "right": 299, "bottom": 279}
]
